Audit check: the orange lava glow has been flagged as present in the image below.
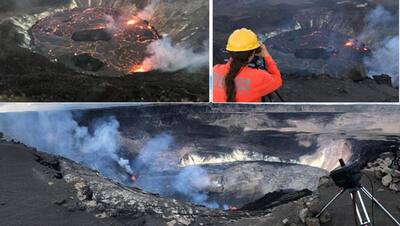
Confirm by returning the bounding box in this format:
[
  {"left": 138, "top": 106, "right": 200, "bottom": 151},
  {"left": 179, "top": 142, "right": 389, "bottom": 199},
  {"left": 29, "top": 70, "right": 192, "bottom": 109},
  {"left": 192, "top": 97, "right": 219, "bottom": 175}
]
[
  {"left": 129, "top": 61, "right": 152, "bottom": 73},
  {"left": 344, "top": 40, "right": 354, "bottom": 47},
  {"left": 131, "top": 175, "right": 137, "bottom": 182},
  {"left": 127, "top": 17, "right": 139, "bottom": 26}
]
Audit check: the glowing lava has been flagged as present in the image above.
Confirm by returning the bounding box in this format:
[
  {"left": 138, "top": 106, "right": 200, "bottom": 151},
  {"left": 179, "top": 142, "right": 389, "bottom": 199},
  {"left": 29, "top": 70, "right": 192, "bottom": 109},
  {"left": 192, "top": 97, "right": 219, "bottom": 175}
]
[
  {"left": 129, "top": 61, "right": 152, "bottom": 73},
  {"left": 127, "top": 17, "right": 139, "bottom": 26},
  {"left": 30, "top": 7, "right": 159, "bottom": 74},
  {"left": 344, "top": 40, "right": 354, "bottom": 47}
]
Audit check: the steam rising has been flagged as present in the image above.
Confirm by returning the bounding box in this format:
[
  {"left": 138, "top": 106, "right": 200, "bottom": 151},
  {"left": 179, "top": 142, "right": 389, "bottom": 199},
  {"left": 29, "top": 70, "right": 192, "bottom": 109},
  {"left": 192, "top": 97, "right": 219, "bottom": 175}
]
[
  {"left": 0, "top": 112, "right": 217, "bottom": 208},
  {"left": 0, "top": 111, "right": 131, "bottom": 181},
  {"left": 364, "top": 36, "right": 399, "bottom": 87},
  {"left": 136, "top": 0, "right": 159, "bottom": 21},
  {"left": 142, "top": 38, "right": 209, "bottom": 72},
  {"left": 134, "top": 0, "right": 208, "bottom": 72},
  {"left": 359, "top": 5, "right": 399, "bottom": 87},
  {"left": 133, "top": 134, "right": 219, "bottom": 208},
  {"left": 299, "top": 136, "right": 352, "bottom": 171},
  {"left": 174, "top": 166, "right": 219, "bottom": 208}
]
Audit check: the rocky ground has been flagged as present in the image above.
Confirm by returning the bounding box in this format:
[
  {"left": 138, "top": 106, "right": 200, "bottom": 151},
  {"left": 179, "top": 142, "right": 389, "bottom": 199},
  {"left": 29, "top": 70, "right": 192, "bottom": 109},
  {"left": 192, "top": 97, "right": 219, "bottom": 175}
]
[
  {"left": 0, "top": 49, "right": 208, "bottom": 102},
  {"left": 0, "top": 46, "right": 208, "bottom": 102},
  {"left": 0, "top": 0, "right": 209, "bottom": 102},
  {"left": 1, "top": 135, "right": 399, "bottom": 226},
  {"left": 276, "top": 74, "right": 398, "bottom": 102},
  {"left": 213, "top": 0, "right": 399, "bottom": 102}
]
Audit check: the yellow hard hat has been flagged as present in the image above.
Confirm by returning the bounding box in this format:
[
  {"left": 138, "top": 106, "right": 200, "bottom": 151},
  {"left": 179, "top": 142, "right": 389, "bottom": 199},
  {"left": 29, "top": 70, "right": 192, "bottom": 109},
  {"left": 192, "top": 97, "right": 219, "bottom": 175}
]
[{"left": 226, "top": 28, "right": 260, "bottom": 52}]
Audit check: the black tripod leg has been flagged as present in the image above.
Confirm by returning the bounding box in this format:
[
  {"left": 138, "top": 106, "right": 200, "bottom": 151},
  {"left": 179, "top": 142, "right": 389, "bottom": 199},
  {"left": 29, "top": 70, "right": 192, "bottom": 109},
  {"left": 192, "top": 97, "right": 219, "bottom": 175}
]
[
  {"left": 360, "top": 186, "right": 400, "bottom": 226},
  {"left": 274, "top": 91, "right": 285, "bottom": 102},
  {"left": 316, "top": 189, "right": 346, "bottom": 218}
]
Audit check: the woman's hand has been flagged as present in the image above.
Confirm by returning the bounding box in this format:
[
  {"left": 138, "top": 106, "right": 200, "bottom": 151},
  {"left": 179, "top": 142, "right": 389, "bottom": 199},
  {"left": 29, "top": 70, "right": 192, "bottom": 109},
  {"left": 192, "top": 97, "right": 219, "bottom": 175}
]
[{"left": 256, "top": 43, "right": 270, "bottom": 58}]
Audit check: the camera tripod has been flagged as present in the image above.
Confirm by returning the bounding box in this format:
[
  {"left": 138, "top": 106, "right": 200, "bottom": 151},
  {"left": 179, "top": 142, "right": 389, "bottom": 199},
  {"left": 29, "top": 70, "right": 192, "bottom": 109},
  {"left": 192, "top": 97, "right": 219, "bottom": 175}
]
[
  {"left": 316, "top": 185, "right": 400, "bottom": 226},
  {"left": 316, "top": 159, "right": 400, "bottom": 226}
]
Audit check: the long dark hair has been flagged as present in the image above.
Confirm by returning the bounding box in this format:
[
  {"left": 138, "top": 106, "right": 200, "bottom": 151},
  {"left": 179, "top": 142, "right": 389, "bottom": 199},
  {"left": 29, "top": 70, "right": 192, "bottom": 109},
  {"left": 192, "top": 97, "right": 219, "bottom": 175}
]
[{"left": 225, "top": 48, "right": 259, "bottom": 102}]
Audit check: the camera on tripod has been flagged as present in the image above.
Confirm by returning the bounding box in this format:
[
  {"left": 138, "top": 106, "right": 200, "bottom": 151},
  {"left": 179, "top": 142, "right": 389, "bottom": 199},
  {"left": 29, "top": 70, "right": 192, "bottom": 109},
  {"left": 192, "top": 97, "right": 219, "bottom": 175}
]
[
  {"left": 316, "top": 159, "right": 400, "bottom": 226},
  {"left": 330, "top": 159, "right": 362, "bottom": 189}
]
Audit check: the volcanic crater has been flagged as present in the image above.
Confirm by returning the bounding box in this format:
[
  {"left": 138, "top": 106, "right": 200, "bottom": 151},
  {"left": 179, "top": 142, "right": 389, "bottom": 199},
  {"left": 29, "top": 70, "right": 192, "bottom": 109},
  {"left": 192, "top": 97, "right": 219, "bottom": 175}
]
[
  {"left": 30, "top": 7, "right": 160, "bottom": 75},
  {"left": 214, "top": 0, "right": 399, "bottom": 101},
  {"left": 0, "top": 0, "right": 209, "bottom": 101},
  {"left": 1, "top": 104, "right": 399, "bottom": 213}
]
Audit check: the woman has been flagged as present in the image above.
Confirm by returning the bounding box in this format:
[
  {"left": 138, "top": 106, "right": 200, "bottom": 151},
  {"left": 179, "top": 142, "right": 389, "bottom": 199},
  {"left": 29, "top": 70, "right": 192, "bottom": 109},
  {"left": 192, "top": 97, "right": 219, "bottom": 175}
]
[{"left": 213, "top": 28, "right": 282, "bottom": 102}]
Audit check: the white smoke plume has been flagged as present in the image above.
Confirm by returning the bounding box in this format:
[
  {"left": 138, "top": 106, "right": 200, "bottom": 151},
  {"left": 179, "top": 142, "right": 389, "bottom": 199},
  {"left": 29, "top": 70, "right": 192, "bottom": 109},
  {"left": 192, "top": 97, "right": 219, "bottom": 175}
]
[
  {"left": 299, "top": 136, "right": 353, "bottom": 171},
  {"left": 173, "top": 166, "right": 219, "bottom": 208},
  {"left": 359, "top": 5, "right": 399, "bottom": 87},
  {"left": 142, "top": 38, "right": 209, "bottom": 72},
  {"left": 358, "top": 5, "right": 396, "bottom": 43},
  {"left": 132, "top": 133, "right": 219, "bottom": 208},
  {"left": 364, "top": 36, "right": 399, "bottom": 87},
  {"left": 136, "top": 0, "right": 160, "bottom": 21},
  {"left": 0, "top": 111, "right": 132, "bottom": 181},
  {"left": 0, "top": 112, "right": 218, "bottom": 208}
]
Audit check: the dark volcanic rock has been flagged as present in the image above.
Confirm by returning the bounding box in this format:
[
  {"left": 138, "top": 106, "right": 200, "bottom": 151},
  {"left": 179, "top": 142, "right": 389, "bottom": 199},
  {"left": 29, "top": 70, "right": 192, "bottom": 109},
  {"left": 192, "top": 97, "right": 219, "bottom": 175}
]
[
  {"left": 71, "top": 28, "right": 112, "bottom": 42},
  {"left": 294, "top": 48, "right": 332, "bottom": 60},
  {"left": 373, "top": 74, "right": 393, "bottom": 87},
  {"left": 241, "top": 189, "right": 312, "bottom": 211},
  {"left": 73, "top": 53, "right": 105, "bottom": 71},
  {"left": 346, "top": 64, "right": 368, "bottom": 81}
]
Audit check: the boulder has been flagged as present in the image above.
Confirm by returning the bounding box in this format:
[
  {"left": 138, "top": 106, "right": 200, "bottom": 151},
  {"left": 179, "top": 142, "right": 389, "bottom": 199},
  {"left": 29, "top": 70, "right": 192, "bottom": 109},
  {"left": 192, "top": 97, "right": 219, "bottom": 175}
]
[
  {"left": 318, "top": 211, "right": 331, "bottom": 224},
  {"left": 389, "top": 183, "right": 399, "bottom": 192},
  {"left": 318, "top": 176, "right": 333, "bottom": 188},
  {"left": 382, "top": 174, "right": 393, "bottom": 187},
  {"left": 392, "top": 170, "right": 400, "bottom": 178},
  {"left": 73, "top": 53, "right": 105, "bottom": 71},
  {"left": 299, "top": 208, "right": 312, "bottom": 223},
  {"left": 305, "top": 217, "right": 320, "bottom": 226},
  {"left": 306, "top": 198, "right": 321, "bottom": 214},
  {"left": 71, "top": 28, "right": 112, "bottom": 42},
  {"left": 282, "top": 218, "right": 290, "bottom": 225},
  {"left": 373, "top": 74, "right": 392, "bottom": 87}
]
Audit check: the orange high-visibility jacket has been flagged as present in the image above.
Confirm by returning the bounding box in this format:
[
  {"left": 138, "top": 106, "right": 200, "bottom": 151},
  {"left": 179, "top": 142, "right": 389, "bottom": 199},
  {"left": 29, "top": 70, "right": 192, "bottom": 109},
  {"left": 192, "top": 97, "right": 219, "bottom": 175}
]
[{"left": 213, "top": 56, "right": 282, "bottom": 102}]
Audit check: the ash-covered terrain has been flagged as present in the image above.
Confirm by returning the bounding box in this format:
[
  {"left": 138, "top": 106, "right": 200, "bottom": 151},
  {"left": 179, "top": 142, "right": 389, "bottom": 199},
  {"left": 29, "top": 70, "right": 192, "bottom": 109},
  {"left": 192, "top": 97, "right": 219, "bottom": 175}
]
[
  {"left": 0, "top": 104, "right": 399, "bottom": 225},
  {"left": 214, "top": 0, "right": 399, "bottom": 102},
  {"left": 0, "top": 0, "right": 209, "bottom": 101}
]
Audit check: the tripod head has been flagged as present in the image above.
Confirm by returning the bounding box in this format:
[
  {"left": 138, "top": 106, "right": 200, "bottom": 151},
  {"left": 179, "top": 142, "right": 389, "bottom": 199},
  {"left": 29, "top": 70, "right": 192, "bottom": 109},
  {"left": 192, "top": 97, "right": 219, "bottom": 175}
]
[{"left": 330, "top": 159, "right": 362, "bottom": 189}]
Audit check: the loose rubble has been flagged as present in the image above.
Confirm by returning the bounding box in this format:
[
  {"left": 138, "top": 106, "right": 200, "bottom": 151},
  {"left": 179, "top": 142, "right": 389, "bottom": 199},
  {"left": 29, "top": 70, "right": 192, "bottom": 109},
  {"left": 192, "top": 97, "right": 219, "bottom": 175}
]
[{"left": 364, "top": 151, "right": 400, "bottom": 192}]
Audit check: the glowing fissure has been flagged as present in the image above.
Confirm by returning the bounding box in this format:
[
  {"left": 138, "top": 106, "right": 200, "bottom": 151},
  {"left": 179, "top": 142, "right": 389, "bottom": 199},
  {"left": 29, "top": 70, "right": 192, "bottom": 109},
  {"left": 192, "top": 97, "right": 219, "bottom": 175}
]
[
  {"left": 299, "top": 137, "right": 353, "bottom": 171},
  {"left": 179, "top": 149, "right": 299, "bottom": 167}
]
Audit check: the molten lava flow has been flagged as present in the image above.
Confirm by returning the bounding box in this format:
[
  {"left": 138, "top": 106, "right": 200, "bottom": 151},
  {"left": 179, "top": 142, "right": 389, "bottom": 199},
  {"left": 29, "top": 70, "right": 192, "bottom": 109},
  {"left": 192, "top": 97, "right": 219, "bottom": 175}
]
[
  {"left": 129, "top": 61, "right": 152, "bottom": 73},
  {"left": 126, "top": 17, "right": 139, "bottom": 26},
  {"left": 229, "top": 206, "right": 239, "bottom": 211},
  {"left": 30, "top": 7, "right": 159, "bottom": 74},
  {"left": 131, "top": 175, "right": 137, "bottom": 183},
  {"left": 344, "top": 40, "right": 354, "bottom": 47}
]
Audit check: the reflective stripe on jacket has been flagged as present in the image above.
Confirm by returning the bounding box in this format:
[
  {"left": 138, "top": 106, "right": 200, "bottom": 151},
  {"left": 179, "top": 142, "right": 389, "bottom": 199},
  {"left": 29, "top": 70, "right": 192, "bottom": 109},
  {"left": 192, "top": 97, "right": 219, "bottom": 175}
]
[{"left": 213, "top": 56, "right": 282, "bottom": 102}]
